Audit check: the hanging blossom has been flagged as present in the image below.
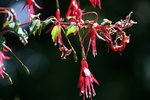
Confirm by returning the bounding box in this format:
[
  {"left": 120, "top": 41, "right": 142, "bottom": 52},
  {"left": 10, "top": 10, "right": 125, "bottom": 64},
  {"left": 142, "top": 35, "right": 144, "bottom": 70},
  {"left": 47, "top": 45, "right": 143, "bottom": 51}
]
[
  {"left": 0, "top": 46, "right": 11, "bottom": 79},
  {"left": 84, "top": 20, "right": 106, "bottom": 57},
  {"left": 78, "top": 58, "right": 99, "bottom": 100},
  {"left": 88, "top": 28, "right": 99, "bottom": 57},
  {"left": 46, "top": 1, "right": 72, "bottom": 59},
  {"left": 66, "top": 0, "right": 84, "bottom": 23},
  {"left": 66, "top": 0, "right": 79, "bottom": 17},
  {"left": 54, "top": 7, "right": 63, "bottom": 46},
  {"left": 22, "top": 0, "right": 43, "bottom": 20}
]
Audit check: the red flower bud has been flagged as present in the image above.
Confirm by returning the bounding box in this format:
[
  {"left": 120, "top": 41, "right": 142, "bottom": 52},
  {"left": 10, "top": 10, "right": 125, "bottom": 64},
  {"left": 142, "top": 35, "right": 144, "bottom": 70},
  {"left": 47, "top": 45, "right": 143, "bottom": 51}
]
[{"left": 56, "top": 9, "right": 60, "bottom": 20}]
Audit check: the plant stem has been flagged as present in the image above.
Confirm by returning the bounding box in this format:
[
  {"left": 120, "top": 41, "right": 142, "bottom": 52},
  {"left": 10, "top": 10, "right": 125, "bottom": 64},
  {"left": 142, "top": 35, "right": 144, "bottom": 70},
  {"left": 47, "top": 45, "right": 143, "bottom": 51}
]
[{"left": 56, "top": 0, "right": 60, "bottom": 9}]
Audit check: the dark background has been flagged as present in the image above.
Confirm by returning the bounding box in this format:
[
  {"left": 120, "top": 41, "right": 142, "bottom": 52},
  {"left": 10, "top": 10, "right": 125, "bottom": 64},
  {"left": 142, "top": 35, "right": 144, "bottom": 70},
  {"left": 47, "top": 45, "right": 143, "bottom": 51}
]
[{"left": 0, "top": 0, "right": 150, "bottom": 100}]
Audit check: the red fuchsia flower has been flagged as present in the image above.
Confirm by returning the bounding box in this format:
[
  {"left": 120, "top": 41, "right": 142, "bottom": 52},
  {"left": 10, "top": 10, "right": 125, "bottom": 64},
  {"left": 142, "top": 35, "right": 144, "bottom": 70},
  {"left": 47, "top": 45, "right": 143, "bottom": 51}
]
[
  {"left": 47, "top": 6, "right": 72, "bottom": 59},
  {"left": 78, "top": 58, "right": 99, "bottom": 99},
  {"left": 66, "top": 0, "right": 78, "bottom": 17},
  {"left": 54, "top": 9, "right": 64, "bottom": 47},
  {"left": 0, "top": 46, "right": 11, "bottom": 79},
  {"left": 22, "top": 0, "right": 43, "bottom": 20},
  {"left": 46, "top": 7, "right": 63, "bottom": 46},
  {"left": 89, "top": 28, "right": 97, "bottom": 57},
  {"left": 89, "top": 0, "right": 102, "bottom": 9},
  {"left": 85, "top": 21, "right": 106, "bottom": 57},
  {"left": 52, "top": 25, "right": 71, "bottom": 59},
  {"left": 66, "top": 0, "right": 84, "bottom": 23}
]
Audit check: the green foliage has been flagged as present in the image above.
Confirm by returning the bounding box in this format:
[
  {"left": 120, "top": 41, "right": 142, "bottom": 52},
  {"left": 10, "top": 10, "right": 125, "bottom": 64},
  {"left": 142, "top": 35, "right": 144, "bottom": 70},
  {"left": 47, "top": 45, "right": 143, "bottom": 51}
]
[
  {"left": 8, "top": 20, "right": 20, "bottom": 32},
  {"left": 3, "top": 21, "right": 10, "bottom": 29},
  {"left": 0, "top": 36, "right": 6, "bottom": 51},
  {"left": 42, "top": 18, "right": 55, "bottom": 30},
  {"left": 8, "top": 20, "right": 28, "bottom": 45},
  {"left": 29, "top": 19, "right": 41, "bottom": 35},
  {"left": 29, "top": 13, "right": 42, "bottom": 35},
  {"left": 66, "top": 26, "right": 78, "bottom": 36},
  {"left": 4, "top": 72, "right": 13, "bottom": 85},
  {"left": 51, "top": 25, "right": 60, "bottom": 42},
  {"left": 17, "top": 28, "right": 28, "bottom": 45},
  {"left": 22, "top": 64, "right": 30, "bottom": 75}
]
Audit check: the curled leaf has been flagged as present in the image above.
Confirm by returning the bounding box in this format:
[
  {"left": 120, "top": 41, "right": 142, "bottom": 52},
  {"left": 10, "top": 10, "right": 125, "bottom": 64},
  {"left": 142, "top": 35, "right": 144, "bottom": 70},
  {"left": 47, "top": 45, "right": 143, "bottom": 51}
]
[
  {"left": 8, "top": 20, "right": 28, "bottom": 45},
  {"left": 29, "top": 19, "right": 41, "bottom": 35},
  {"left": 42, "top": 18, "right": 54, "bottom": 30},
  {"left": 18, "top": 28, "right": 28, "bottom": 45}
]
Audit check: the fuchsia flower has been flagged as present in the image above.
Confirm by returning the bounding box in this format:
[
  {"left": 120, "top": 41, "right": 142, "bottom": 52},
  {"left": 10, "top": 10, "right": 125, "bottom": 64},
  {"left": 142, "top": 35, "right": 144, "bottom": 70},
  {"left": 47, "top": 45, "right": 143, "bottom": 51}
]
[
  {"left": 0, "top": 46, "right": 11, "bottom": 79},
  {"left": 89, "top": 28, "right": 97, "bottom": 57},
  {"left": 86, "top": 21, "right": 106, "bottom": 57},
  {"left": 66, "top": 0, "right": 84, "bottom": 23},
  {"left": 78, "top": 58, "right": 99, "bottom": 99},
  {"left": 66, "top": 0, "right": 78, "bottom": 17},
  {"left": 89, "top": 0, "right": 102, "bottom": 9},
  {"left": 54, "top": 9, "right": 65, "bottom": 47},
  {"left": 22, "top": 0, "right": 43, "bottom": 20},
  {"left": 49, "top": 8, "right": 72, "bottom": 59}
]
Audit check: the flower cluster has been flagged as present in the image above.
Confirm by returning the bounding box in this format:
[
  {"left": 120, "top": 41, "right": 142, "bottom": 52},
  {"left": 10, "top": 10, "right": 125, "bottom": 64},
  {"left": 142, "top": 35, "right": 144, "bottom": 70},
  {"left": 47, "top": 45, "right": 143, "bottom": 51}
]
[{"left": 0, "top": 0, "right": 136, "bottom": 100}]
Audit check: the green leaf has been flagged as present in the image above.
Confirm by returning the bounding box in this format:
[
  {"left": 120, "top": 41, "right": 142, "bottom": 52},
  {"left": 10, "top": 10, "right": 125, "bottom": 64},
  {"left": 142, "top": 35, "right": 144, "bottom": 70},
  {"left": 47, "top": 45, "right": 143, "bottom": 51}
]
[
  {"left": 66, "top": 26, "right": 78, "bottom": 36},
  {"left": 51, "top": 25, "right": 60, "bottom": 42},
  {"left": 101, "top": 19, "right": 112, "bottom": 26},
  {"left": 0, "top": 36, "right": 6, "bottom": 51},
  {"left": 73, "top": 51, "right": 78, "bottom": 62},
  {"left": 4, "top": 72, "right": 13, "bottom": 85},
  {"left": 8, "top": 20, "right": 28, "bottom": 45},
  {"left": 42, "top": 18, "right": 52, "bottom": 30},
  {"left": 66, "top": 22, "right": 75, "bottom": 29},
  {"left": 29, "top": 19, "right": 41, "bottom": 35},
  {"left": 18, "top": 28, "right": 28, "bottom": 45},
  {"left": 22, "top": 64, "right": 30, "bottom": 75},
  {"left": 3, "top": 21, "right": 10, "bottom": 29},
  {"left": 8, "top": 20, "right": 20, "bottom": 32},
  {"left": 38, "top": 24, "right": 43, "bottom": 35},
  {"left": 29, "top": 13, "right": 42, "bottom": 35}
]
